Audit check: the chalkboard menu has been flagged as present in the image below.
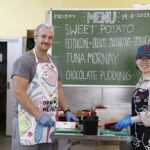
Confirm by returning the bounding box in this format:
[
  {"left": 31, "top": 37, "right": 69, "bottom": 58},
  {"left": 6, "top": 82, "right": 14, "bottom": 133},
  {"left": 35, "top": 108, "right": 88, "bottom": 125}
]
[{"left": 51, "top": 9, "right": 150, "bottom": 85}]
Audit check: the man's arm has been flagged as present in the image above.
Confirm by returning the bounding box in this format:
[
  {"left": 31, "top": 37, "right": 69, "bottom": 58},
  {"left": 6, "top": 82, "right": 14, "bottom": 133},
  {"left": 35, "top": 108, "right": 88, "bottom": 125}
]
[
  {"left": 12, "top": 76, "right": 41, "bottom": 119},
  {"left": 58, "top": 81, "right": 79, "bottom": 122},
  {"left": 58, "top": 80, "right": 69, "bottom": 112}
]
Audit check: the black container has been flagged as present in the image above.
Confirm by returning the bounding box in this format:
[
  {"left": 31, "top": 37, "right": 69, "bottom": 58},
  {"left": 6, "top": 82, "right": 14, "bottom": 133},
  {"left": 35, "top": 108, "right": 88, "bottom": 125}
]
[{"left": 82, "top": 116, "right": 98, "bottom": 135}]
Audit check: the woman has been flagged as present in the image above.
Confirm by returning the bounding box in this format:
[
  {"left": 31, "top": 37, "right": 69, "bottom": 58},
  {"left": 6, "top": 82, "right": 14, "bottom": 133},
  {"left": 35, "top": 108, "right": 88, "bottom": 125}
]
[{"left": 115, "top": 45, "right": 150, "bottom": 150}]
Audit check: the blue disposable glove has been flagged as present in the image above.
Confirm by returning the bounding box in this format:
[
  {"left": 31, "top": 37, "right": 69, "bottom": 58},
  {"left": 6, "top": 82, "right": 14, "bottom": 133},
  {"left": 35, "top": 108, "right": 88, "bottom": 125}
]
[
  {"left": 36, "top": 113, "right": 55, "bottom": 127},
  {"left": 65, "top": 111, "right": 79, "bottom": 122},
  {"left": 120, "top": 114, "right": 132, "bottom": 120},
  {"left": 115, "top": 114, "right": 133, "bottom": 130}
]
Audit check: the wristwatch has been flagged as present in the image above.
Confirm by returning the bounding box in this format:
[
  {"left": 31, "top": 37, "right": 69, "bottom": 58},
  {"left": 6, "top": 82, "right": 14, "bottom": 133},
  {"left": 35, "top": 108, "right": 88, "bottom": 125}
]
[{"left": 64, "top": 108, "right": 71, "bottom": 114}]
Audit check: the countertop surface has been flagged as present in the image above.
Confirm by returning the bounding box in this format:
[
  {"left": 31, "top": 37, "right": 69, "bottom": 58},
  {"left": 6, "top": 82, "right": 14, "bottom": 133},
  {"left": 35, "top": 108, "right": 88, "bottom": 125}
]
[{"left": 51, "top": 132, "right": 131, "bottom": 142}]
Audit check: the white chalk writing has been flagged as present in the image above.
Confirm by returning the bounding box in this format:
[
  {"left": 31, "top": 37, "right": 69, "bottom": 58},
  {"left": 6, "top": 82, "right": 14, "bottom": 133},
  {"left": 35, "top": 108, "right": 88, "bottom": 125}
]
[
  {"left": 87, "top": 11, "right": 117, "bottom": 24},
  {"left": 65, "top": 24, "right": 134, "bottom": 35},
  {"left": 99, "top": 24, "right": 134, "bottom": 34},
  {"left": 66, "top": 52, "right": 119, "bottom": 65},
  {"left": 66, "top": 70, "right": 98, "bottom": 80},
  {"left": 99, "top": 70, "right": 132, "bottom": 81},
  {"left": 65, "top": 36, "right": 150, "bottom": 49},
  {"left": 65, "top": 70, "right": 132, "bottom": 82}
]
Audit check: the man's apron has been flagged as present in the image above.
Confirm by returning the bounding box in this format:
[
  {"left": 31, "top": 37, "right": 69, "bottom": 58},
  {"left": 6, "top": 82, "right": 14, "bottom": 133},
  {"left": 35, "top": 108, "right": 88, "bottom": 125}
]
[
  {"left": 18, "top": 50, "right": 59, "bottom": 145},
  {"left": 131, "top": 87, "right": 150, "bottom": 150}
]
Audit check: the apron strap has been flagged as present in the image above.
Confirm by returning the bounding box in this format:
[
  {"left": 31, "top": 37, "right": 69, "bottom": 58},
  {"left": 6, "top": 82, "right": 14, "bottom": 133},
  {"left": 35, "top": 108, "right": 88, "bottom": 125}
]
[
  {"left": 33, "top": 49, "right": 52, "bottom": 64},
  {"left": 33, "top": 49, "right": 39, "bottom": 63}
]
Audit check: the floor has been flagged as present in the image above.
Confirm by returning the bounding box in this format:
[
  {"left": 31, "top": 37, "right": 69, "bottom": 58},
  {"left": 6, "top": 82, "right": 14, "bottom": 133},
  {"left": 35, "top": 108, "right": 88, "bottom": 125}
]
[
  {"left": 70, "top": 141, "right": 119, "bottom": 150},
  {"left": 0, "top": 134, "right": 11, "bottom": 150},
  {"left": 0, "top": 115, "right": 11, "bottom": 150}
]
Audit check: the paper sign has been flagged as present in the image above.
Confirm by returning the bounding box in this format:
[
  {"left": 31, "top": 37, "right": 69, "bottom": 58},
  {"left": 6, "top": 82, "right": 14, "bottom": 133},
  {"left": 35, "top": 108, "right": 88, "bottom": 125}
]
[
  {"left": 133, "top": 4, "right": 150, "bottom": 9},
  {"left": 0, "top": 53, "right": 2, "bottom": 62}
]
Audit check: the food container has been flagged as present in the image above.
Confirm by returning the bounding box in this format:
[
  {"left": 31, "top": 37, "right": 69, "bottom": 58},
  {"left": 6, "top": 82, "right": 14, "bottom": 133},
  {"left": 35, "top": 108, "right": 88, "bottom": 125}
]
[
  {"left": 82, "top": 116, "right": 99, "bottom": 135},
  {"left": 55, "top": 121, "right": 77, "bottom": 129},
  {"left": 95, "top": 103, "right": 131, "bottom": 125}
]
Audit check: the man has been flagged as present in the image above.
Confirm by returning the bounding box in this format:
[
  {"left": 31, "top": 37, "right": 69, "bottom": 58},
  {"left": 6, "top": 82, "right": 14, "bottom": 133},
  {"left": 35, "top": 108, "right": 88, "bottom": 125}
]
[{"left": 11, "top": 23, "right": 78, "bottom": 150}]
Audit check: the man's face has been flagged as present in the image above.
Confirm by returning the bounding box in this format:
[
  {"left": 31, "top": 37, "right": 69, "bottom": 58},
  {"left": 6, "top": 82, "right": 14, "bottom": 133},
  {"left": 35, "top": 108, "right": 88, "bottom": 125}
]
[{"left": 34, "top": 27, "right": 53, "bottom": 51}]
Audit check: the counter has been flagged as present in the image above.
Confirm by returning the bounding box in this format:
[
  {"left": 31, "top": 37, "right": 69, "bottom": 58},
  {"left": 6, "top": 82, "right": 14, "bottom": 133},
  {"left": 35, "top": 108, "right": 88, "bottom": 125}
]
[{"left": 51, "top": 132, "right": 131, "bottom": 150}]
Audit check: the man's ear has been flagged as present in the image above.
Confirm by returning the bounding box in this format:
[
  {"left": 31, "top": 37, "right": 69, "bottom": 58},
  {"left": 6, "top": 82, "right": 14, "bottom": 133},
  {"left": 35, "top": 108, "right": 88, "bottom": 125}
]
[{"left": 34, "top": 35, "right": 37, "bottom": 43}]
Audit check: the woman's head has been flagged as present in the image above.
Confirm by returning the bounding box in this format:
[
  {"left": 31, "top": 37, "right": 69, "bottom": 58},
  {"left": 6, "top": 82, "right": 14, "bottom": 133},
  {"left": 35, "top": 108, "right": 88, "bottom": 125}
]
[
  {"left": 136, "top": 45, "right": 150, "bottom": 74},
  {"left": 136, "top": 45, "right": 150, "bottom": 59}
]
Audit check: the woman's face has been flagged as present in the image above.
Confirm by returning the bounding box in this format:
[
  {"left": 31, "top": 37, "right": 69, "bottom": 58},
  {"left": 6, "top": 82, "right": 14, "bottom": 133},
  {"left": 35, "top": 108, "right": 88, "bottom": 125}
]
[{"left": 136, "top": 56, "right": 150, "bottom": 74}]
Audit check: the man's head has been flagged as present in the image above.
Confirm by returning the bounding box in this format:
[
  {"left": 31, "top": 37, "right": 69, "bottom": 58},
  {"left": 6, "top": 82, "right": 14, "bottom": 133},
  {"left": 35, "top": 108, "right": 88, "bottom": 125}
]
[
  {"left": 34, "top": 24, "right": 54, "bottom": 37},
  {"left": 34, "top": 23, "right": 54, "bottom": 51}
]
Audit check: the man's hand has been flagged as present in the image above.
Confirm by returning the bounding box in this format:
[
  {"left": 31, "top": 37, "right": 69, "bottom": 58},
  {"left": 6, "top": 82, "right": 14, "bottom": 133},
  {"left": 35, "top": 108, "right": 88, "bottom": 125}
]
[
  {"left": 36, "top": 113, "right": 55, "bottom": 127},
  {"left": 65, "top": 111, "right": 79, "bottom": 122}
]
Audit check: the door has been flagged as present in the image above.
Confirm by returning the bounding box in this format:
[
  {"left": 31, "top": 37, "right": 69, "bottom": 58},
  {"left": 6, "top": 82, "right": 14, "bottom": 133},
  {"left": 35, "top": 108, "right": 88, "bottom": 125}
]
[
  {"left": 0, "top": 42, "right": 7, "bottom": 135},
  {"left": 0, "top": 37, "right": 26, "bottom": 135}
]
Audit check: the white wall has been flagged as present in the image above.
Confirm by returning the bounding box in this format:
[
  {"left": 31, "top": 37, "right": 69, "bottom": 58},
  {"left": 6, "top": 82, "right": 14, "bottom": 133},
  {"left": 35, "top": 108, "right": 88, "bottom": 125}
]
[
  {"left": 0, "top": 37, "right": 26, "bottom": 135},
  {"left": 64, "top": 86, "right": 135, "bottom": 112}
]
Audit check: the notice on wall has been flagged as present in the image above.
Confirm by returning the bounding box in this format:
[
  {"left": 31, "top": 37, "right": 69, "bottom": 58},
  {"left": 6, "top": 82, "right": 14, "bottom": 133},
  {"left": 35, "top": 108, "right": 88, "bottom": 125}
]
[{"left": 0, "top": 53, "right": 2, "bottom": 62}]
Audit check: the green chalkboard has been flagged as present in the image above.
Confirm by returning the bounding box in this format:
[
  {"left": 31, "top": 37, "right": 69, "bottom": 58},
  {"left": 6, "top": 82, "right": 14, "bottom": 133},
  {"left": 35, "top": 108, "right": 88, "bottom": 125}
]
[{"left": 51, "top": 9, "right": 150, "bottom": 85}]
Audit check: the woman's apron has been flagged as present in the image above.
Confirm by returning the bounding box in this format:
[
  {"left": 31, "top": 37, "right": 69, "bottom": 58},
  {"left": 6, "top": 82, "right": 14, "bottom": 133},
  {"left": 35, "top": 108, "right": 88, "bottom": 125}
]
[
  {"left": 131, "top": 87, "right": 150, "bottom": 150},
  {"left": 18, "top": 50, "right": 59, "bottom": 145}
]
